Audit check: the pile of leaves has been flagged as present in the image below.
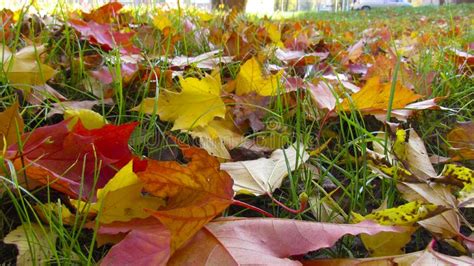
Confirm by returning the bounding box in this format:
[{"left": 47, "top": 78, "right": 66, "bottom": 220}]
[{"left": 0, "top": 2, "right": 473, "bottom": 265}]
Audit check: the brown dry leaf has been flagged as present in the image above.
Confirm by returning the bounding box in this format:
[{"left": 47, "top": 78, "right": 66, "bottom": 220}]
[
  {"left": 0, "top": 101, "right": 24, "bottom": 151},
  {"left": 447, "top": 122, "right": 474, "bottom": 161}
]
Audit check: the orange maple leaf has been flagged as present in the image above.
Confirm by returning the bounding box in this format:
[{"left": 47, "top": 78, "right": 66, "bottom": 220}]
[{"left": 137, "top": 146, "right": 234, "bottom": 251}]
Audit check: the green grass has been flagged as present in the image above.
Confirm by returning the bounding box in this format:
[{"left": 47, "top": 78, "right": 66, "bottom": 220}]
[{"left": 1, "top": 2, "right": 473, "bottom": 263}]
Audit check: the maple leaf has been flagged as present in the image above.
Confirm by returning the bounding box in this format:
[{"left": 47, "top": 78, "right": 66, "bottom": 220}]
[
  {"left": 169, "top": 218, "right": 403, "bottom": 265},
  {"left": 1, "top": 44, "right": 56, "bottom": 90},
  {"left": 221, "top": 143, "right": 309, "bottom": 196},
  {"left": 99, "top": 218, "right": 171, "bottom": 266},
  {"left": 82, "top": 2, "right": 123, "bottom": 24},
  {"left": 7, "top": 120, "right": 137, "bottom": 199},
  {"left": 0, "top": 101, "right": 24, "bottom": 151},
  {"left": 235, "top": 57, "right": 283, "bottom": 96},
  {"left": 136, "top": 145, "right": 234, "bottom": 251},
  {"left": 340, "top": 76, "right": 422, "bottom": 113},
  {"left": 133, "top": 71, "right": 226, "bottom": 130},
  {"left": 68, "top": 18, "right": 140, "bottom": 55}
]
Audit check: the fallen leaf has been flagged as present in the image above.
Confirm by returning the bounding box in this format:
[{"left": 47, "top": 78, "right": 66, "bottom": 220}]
[
  {"left": 165, "top": 50, "right": 233, "bottom": 70},
  {"left": 82, "top": 160, "right": 165, "bottom": 224},
  {"left": 221, "top": 143, "right": 309, "bottom": 195},
  {"left": 188, "top": 118, "right": 244, "bottom": 159},
  {"left": 133, "top": 71, "right": 226, "bottom": 130},
  {"left": 100, "top": 220, "right": 171, "bottom": 266},
  {"left": 447, "top": 122, "right": 474, "bottom": 161},
  {"left": 235, "top": 57, "right": 283, "bottom": 96},
  {"left": 308, "top": 81, "right": 337, "bottom": 111},
  {"left": 64, "top": 109, "right": 107, "bottom": 130},
  {"left": 7, "top": 120, "right": 137, "bottom": 199},
  {"left": 0, "top": 101, "right": 24, "bottom": 151},
  {"left": 171, "top": 218, "right": 404, "bottom": 265},
  {"left": 137, "top": 145, "right": 234, "bottom": 251},
  {"left": 352, "top": 201, "right": 443, "bottom": 256},
  {"left": 340, "top": 76, "right": 422, "bottom": 113},
  {"left": 83, "top": 2, "right": 123, "bottom": 24},
  {"left": 69, "top": 18, "right": 140, "bottom": 55},
  {"left": 1, "top": 44, "right": 56, "bottom": 90},
  {"left": 4, "top": 224, "right": 57, "bottom": 266},
  {"left": 305, "top": 240, "right": 474, "bottom": 265},
  {"left": 47, "top": 98, "right": 114, "bottom": 117}
]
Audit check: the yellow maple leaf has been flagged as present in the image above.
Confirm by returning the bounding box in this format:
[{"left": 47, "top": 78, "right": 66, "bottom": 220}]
[
  {"left": 265, "top": 22, "right": 283, "bottom": 47},
  {"left": 235, "top": 57, "right": 282, "bottom": 96},
  {"left": 2, "top": 45, "right": 56, "bottom": 91},
  {"left": 340, "top": 77, "right": 422, "bottom": 112},
  {"left": 133, "top": 71, "right": 225, "bottom": 130}
]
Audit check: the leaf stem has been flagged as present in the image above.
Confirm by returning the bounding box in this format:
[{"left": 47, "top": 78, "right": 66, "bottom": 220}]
[
  {"left": 267, "top": 192, "right": 308, "bottom": 215},
  {"left": 231, "top": 199, "right": 274, "bottom": 217}
]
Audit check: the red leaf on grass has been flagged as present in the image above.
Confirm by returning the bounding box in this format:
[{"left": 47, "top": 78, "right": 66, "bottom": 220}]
[
  {"left": 170, "top": 218, "right": 404, "bottom": 265},
  {"left": 7, "top": 120, "right": 137, "bottom": 199},
  {"left": 69, "top": 18, "right": 140, "bottom": 54}
]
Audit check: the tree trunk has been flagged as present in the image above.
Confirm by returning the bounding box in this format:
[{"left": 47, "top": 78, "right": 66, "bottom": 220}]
[{"left": 211, "top": 0, "right": 248, "bottom": 11}]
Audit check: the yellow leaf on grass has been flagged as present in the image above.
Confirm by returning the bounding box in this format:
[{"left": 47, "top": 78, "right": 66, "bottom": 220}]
[
  {"left": 64, "top": 109, "right": 107, "bottom": 130},
  {"left": 73, "top": 161, "right": 165, "bottom": 224},
  {"left": 352, "top": 201, "right": 440, "bottom": 256},
  {"left": 153, "top": 12, "right": 172, "bottom": 31},
  {"left": 265, "top": 22, "right": 282, "bottom": 46},
  {"left": 340, "top": 77, "right": 422, "bottom": 112},
  {"left": 235, "top": 57, "right": 282, "bottom": 96},
  {"left": 0, "top": 101, "right": 24, "bottom": 151},
  {"left": 189, "top": 118, "right": 243, "bottom": 159},
  {"left": 133, "top": 71, "right": 225, "bottom": 130},
  {"left": 2, "top": 45, "right": 56, "bottom": 90},
  {"left": 4, "top": 224, "right": 57, "bottom": 266}
]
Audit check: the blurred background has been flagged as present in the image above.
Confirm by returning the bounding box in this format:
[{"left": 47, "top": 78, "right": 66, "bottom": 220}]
[{"left": 0, "top": 0, "right": 472, "bottom": 14}]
